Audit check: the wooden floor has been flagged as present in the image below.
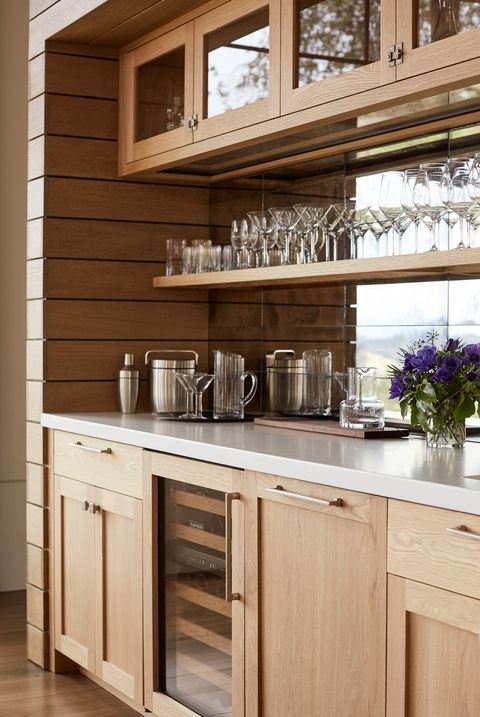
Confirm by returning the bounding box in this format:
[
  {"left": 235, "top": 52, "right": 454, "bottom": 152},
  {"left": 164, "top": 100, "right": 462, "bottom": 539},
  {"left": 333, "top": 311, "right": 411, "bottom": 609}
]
[{"left": 0, "top": 591, "right": 139, "bottom": 716}]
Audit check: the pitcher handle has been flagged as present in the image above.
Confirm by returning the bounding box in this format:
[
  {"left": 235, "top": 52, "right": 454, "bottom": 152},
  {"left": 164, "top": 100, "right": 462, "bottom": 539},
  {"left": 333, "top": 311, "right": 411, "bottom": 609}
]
[{"left": 241, "top": 371, "right": 258, "bottom": 407}]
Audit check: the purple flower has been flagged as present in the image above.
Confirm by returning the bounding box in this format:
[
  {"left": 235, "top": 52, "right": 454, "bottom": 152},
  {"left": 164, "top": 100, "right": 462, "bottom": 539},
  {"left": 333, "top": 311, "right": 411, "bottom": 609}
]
[
  {"left": 403, "top": 352, "right": 415, "bottom": 371},
  {"left": 442, "top": 354, "right": 461, "bottom": 374},
  {"left": 410, "top": 345, "right": 438, "bottom": 371},
  {"left": 467, "top": 370, "right": 479, "bottom": 382},
  {"left": 446, "top": 338, "right": 460, "bottom": 352},
  {"left": 389, "top": 374, "right": 405, "bottom": 399},
  {"left": 463, "top": 344, "right": 480, "bottom": 366},
  {"left": 431, "top": 365, "right": 454, "bottom": 384}
]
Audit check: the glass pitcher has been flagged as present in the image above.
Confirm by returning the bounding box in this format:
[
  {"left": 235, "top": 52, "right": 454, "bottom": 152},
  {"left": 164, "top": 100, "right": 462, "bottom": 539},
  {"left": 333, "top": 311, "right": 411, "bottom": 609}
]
[
  {"left": 339, "top": 367, "right": 385, "bottom": 429},
  {"left": 213, "top": 351, "right": 258, "bottom": 420}
]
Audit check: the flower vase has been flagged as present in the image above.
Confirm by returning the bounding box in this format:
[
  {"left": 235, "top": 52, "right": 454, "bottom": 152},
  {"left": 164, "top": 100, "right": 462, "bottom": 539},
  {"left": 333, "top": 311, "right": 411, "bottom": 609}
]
[{"left": 426, "top": 416, "right": 466, "bottom": 448}]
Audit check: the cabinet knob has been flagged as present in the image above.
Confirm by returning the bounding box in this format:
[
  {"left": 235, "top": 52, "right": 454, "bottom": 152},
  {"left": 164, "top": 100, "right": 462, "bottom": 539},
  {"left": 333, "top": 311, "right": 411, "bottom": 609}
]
[
  {"left": 88, "top": 503, "right": 101, "bottom": 514},
  {"left": 80, "top": 500, "right": 90, "bottom": 511}
]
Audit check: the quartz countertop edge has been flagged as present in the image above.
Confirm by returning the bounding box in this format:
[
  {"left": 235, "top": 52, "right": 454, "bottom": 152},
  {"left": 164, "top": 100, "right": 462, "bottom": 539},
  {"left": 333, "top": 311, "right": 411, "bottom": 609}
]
[{"left": 41, "top": 412, "right": 480, "bottom": 515}]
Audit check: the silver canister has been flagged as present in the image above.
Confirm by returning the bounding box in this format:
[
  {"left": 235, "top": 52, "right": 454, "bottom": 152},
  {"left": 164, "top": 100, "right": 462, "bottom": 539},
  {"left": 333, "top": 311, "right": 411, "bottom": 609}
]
[
  {"left": 145, "top": 350, "right": 198, "bottom": 414},
  {"left": 118, "top": 353, "right": 140, "bottom": 414},
  {"left": 264, "top": 350, "right": 306, "bottom": 415}
]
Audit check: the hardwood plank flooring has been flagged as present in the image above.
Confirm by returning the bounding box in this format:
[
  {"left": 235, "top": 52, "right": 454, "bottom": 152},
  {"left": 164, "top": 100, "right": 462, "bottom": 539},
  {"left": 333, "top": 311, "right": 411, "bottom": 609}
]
[{"left": 0, "top": 591, "right": 138, "bottom": 716}]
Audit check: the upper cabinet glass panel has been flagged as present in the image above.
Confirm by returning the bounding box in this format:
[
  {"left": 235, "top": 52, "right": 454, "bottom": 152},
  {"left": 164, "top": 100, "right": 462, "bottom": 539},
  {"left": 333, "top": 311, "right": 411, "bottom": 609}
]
[
  {"left": 206, "top": 8, "right": 270, "bottom": 119},
  {"left": 281, "top": 0, "right": 396, "bottom": 116},
  {"left": 416, "top": 0, "right": 480, "bottom": 47},
  {"left": 135, "top": 46, "right": 186, "bottom": 141},
  {"left": 192, "top": 0, "right": 281, "bottom": 143},
  {"left": 295, "top": 0, "right": 381, "bottom": 89}
]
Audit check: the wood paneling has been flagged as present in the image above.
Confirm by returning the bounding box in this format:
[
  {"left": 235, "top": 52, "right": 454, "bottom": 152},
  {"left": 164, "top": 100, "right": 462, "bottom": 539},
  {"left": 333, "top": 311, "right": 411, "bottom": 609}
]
[
  {"left": 26, "top": 422, "right": 46, "bottom": 465},
  {"left": 27, "top": 340, "right": 44, "bottom": 380},
  {"left": 27, "top": 544, "right": 49, "bottom": 589},
  {"left": 26, "top": 624, "right": 48, "bottom": 668},
  {"left": 27, "top": 584, "right": 48, "bottom": 631},
  {"left": 46, "top": 93, "right": 117, "bottom": 138},
  {"left": 26, "top": 503, "right": 47, "bottom": 548},
  {"left": 27, "top": 219, "right": 44, "bottom": 259},
  {"left": 29, "top": 0, "right": 108, "bottom": 58},
  {"left": 28, "top": 94, "right": 45, "bottom": 139},
  {"left": 45, "top": 53, "right": 117, "bottom": 97},
  {"left": 27, "top": 178, "right": 44, "bottom": 220},
  {"left": 28, "top": 54, "right": 45, "bottom": 99},
  {"left": 27, "top": 463, "right": 48, "bottom": 506}
]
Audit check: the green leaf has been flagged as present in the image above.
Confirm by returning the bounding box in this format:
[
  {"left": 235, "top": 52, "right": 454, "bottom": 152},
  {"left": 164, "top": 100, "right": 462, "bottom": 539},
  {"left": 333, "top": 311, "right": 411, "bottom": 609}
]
[{"left": 454, "top": 394, "right": 476, "bottom": 421}]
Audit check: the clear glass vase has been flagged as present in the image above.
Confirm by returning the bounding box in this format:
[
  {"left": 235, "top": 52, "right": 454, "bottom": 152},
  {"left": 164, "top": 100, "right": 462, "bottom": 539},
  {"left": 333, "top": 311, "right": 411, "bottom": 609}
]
[{"left": 426, "top": 415, "right": 466, "bottom": 448}]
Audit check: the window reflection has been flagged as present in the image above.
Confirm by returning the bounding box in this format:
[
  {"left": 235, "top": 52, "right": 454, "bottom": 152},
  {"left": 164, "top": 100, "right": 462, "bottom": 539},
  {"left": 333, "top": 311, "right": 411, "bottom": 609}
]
[
  {"left": 416, "top": 0, "right": 480, "bottom": 47},
  {"left": 296, "top": 0, "right": 381, "bottom": 88},
  {"left": 206, "top": 8, "right": 270, "bottom": 118}
]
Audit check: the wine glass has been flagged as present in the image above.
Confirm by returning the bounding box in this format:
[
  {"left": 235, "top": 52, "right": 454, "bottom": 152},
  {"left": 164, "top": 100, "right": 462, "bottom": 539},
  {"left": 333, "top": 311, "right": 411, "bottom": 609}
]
[
  {"left": 230, "top": 219, "right": 244, "bottom": 268},
  {"left": 379, "top": 171, "right": 407, "bottom": 255},
  {"left": 176, "top": 372, "right": 214, "bottom": 420},
  {"left": 442, "top": 158, "right": 472, "bottom": 249},
  {"left": 361, "top": 209, "right": 384, "bottom": 257},
  {"left": 248, "top": 211, "right": 279, "bottom": 267},
  {"left": 269, "top": 207, "right": 300, "bottom": 264},
  {"left": 413, "top": 165, "right": 447, "bottom": 251},
  {"left": 401, "top": 169, "right": 424, "bottom": 253},
  {"left": 369, "top": 207, "right": 393, "bottom": 256},
  {"left": 293, "top": 204, "right": 328, "bottom": 263}
]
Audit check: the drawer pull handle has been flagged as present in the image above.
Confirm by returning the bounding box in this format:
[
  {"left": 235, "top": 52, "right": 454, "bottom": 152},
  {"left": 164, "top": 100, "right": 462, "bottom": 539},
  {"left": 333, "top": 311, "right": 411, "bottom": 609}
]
[
  {"left": 225, "top": 491, "right": 241, "bottom": 603},
  {"left": 69, "top": 441, "right": 112, "bottom": 455},
  {"left": 446, "top": 525, "right": 480, "bottom": 541},
  {"left": 265, "top": 485, "right": 343, "bottom": 507}
]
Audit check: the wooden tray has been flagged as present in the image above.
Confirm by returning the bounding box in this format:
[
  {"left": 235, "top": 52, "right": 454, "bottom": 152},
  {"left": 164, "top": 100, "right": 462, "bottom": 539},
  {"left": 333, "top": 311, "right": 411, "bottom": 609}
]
[{"left": 254, "top": 417, "right": 410, "bottom": 439}]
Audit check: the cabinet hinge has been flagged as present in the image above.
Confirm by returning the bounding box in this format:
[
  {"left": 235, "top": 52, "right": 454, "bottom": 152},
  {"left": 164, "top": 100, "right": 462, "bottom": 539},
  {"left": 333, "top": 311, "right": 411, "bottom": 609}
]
[
  {"left": 388, "top": 42, "right": 404, "bottom": 67},
  {"left": 187, "top": 114, "right": 199, "bottom": 131}
]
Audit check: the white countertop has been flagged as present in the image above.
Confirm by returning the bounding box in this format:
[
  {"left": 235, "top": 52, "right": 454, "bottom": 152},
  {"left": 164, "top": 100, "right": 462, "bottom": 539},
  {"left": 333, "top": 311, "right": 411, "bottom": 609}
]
[{"left": 41, "top": 412, "right": 480, "bottom": 514}]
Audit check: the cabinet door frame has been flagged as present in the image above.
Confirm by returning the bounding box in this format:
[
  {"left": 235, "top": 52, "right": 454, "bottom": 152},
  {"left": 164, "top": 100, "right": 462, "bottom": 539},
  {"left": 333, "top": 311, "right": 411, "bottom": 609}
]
[
  {"left": 144, "top": 451, "right": 245, "bottom": 717},
  {"left": 396, "top": 0, "right": 480, "bottom": 81},
  {"left": 119, "top": 22, "right": 195, "bottom": 170},
  {"left": 54, "top": 475, "right": 96, "bottom": 672},
  {"left": 387, "top": 574, "right": 480, "bottom": 717},
  {"left": 192, "top": 0, "right": 281, "bottom": 143},
  {"left": 245, "top": 472, "right": 387, "bottom": 717},
  {"left": 94, "top": 487, "right": 144, "bottom": 704},
  {"left": 280, "top": 0, "right": 397, "bottom": 116}
]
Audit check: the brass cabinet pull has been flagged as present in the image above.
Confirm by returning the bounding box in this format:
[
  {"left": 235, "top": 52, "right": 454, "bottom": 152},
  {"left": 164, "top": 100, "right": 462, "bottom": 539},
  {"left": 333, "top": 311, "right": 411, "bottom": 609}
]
[
  {"left": 225, "top": 491, "right": 241, "bottom": 603},
  {"left": 265, "top": 485, "right": 343, "bottom": 507},
  {"left": 88, "top": 503, "right": 101, "bottom": 514},
  {"left": 446, "top": 525, "right": 480, "bottom": 541},
  {"left": 69, "top": 441, "right": 112, "bottom": 455}
]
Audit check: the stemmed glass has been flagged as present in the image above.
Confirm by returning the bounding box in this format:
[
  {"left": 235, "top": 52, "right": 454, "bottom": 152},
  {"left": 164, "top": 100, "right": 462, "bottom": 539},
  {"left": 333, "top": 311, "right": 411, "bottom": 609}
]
[
  {"left": 324, "top": 204, "right": 347, "bottom": 261},
  {"left": 369, "top": 207, "right": 393, "bottom": 256},
  {"left": 269, "top": 207, "right": 300, "bottom": 265},
  {"left": 248, "top": 211, "right": 278, "bottom": 267},
  {"left": 293, "top": 204, "right": 328, "bottom": 263},
  {"left": 442, "top": 158, "right": 472, "bottom": 249},
  {"left": 379, "top": 171, "right": 411, "bottom": 255},
  {"left": 230, "top": 220, "right": 244, "bottom": 268},
  {"left": 467, "top": 152, "right": 480, "bottom": 247},
  {"left": 361, "top": 209, "right": 384, "bottom": 257},
  {"left": 175, "top": 372, "right": 215, "bottom": 420},
  {"left": 413, "top": 164, "right": 447, "bottom": 251},
  {"left": 401, "top": 169, "right": 424, "bottom": 253}
]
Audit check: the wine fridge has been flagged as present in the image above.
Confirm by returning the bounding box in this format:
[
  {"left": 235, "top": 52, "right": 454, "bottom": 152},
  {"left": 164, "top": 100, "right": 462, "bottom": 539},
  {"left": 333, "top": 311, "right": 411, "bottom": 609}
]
[{"left": 157, "top": 477, "right": 242, "bottom": 717}]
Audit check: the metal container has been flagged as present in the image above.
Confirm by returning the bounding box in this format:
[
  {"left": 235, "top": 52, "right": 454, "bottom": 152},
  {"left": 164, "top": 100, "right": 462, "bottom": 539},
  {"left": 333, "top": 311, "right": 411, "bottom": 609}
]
[
  {"left": 145, "top": 350, "right": 198, "bottom": 414},
  {"left": 118, "top": 352, "right": 140, "bottom": 414},
  {"left": 264, "top": 350, "right": 306, "bottom": 415}
]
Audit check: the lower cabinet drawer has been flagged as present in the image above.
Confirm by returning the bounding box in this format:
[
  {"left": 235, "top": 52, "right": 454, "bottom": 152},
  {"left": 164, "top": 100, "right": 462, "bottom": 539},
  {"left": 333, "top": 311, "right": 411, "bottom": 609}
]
[
  {"left": 388, "top": 499, "right": 480, "bottom": 599},
  {"left": 54, "top": 430, "right": 142, "bottom": 498}
]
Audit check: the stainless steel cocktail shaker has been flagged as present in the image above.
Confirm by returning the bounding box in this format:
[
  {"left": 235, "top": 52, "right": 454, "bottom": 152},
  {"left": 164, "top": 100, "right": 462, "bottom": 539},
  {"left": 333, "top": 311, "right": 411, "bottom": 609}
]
[{"left": 118, "top": 353, "right": 140, "bottom": 413}]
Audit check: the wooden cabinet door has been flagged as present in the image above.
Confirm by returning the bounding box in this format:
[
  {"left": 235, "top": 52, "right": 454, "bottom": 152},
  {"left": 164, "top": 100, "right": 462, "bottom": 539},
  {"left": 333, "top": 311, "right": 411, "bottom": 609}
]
[
  {"left": 246, "top": 473, "right": 387, "bottom": 717},
  {"left": 397, "top": 0, "right": 480, "bottom": 81},
  {"left": 119, "top": 23, "right": 195, "bottom": 171},
  {"left": 93, "top": 488, "right": 143, "bottom": 704},
  {"left": 192, "top": 0, "right": 281, "bottom": 143},
  {"left": 280, "top": 0, "right": 396, "bottom": 116},
  {"left": 54, "top": 475, "right": 96, "bottom": 672},
  {"left": 387, "top": 575, "right": 480, "bottom": 717}
]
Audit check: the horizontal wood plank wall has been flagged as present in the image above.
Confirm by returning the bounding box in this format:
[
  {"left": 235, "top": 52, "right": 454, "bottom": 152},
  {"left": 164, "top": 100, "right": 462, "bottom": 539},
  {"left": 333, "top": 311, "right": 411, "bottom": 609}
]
[{"left": 26, "top": 40, "right": 211, "bottom": 666}]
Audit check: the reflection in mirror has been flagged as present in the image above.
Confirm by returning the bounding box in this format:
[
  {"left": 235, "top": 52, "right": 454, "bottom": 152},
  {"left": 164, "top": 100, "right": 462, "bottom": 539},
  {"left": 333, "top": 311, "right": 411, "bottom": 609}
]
[
  {"left": 295, "top": 0, "right": 381, "bottom": 88},
  {"left": 416, "top": 0, "right": 480, "bottom": 48},
  {"left": 206, "top": 7, "right": 270, "bottom": 119},
  {"left": 135, "top": 47, "right": 185, "bottom": 141}
]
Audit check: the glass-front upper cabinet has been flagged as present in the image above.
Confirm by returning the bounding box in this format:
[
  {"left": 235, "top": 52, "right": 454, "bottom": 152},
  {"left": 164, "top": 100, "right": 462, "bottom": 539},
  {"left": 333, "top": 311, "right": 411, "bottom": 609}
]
[
  {"left": 192, "top": 0, "right": 281, "bottom": 142},
  {"left": 281, "top": 0, "right": 396, "bottom": 115},
  {"left": 396, "top": 0, "right": 480, "bottom": 80},
  {"left": 119, "top": 24, "right": 194, "bottom": 168}
]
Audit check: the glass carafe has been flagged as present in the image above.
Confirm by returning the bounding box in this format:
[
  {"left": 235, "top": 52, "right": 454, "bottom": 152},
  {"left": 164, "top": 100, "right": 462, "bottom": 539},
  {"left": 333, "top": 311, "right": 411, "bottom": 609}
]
[{"left": 339, "top": 367, "right": 385, "bottom": 429}]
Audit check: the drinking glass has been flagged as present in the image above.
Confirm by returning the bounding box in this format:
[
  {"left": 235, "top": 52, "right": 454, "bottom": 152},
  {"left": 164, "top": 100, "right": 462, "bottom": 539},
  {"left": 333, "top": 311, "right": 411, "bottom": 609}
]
[
  {"left": 401, "top": 169, "right": 424, "bottom": 253},
  {"left": 379, "top": 171, "right": 408, "bottom": 255},
  {"left": 248, "top": 211, "right": 279, "bottom": 267},
  {"left": 231, "top": 219, "right": 244, "bottom": 268},
  {"left": 269, "top": 207, "right": 300, "bottom": 264},
  {"left": 222, "top": 245, "right": 234, "bottom": 271},
  {"left": 212, "top": 350, "right": 257, "bottom": 420},
  {"left": 324, "top": 204, "right": 346, "bottom": 261},
  {"left": 361, "top": 210, "right": 384, "bottom": 257},
  {"left": 176, "top": 372, "right": 214, "bottom": 420},
  {"left": 293, "top": 204, "right": 328, "bottom": 262},
  {"left": 166, "top": 239, "right": 187, "bottom": 276},
  {"left": 413, "top": 165, "right": 447, "bottom": 251},
  {"left": 442, "top": 158, "right": 472, "bottom": 249},
  {"left": 369, "top": 207, "right": 393, "bottom": 256}
]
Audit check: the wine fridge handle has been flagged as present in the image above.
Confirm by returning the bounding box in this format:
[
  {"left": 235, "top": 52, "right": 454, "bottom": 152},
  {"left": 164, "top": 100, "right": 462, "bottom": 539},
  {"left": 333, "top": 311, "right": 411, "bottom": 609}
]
[{"left": 225, "top": 491, "right": 241, "bottom": 603}]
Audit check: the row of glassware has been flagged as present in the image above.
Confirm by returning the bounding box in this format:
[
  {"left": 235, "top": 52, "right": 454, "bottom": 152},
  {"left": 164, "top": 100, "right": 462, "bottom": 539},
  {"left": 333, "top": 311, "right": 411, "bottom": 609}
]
[{"left": 165, "top": 153, "right": 480, "bottom": 275}]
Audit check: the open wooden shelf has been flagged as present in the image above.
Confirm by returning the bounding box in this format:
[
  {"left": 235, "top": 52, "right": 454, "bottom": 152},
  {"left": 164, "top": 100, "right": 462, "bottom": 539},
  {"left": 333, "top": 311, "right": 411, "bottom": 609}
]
[{"left": 153, "top": 248, "right": 480, "bottom": 290}]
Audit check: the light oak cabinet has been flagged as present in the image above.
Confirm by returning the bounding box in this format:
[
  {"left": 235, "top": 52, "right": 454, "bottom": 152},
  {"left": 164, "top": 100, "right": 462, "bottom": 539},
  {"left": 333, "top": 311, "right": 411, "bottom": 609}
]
[
  {"left": 245, "top": 473, "right": 387, "bottom": 717},
  {"left": 54, "top": 474, "right": 143, "bottom": 704},
  {"left": 387, "top": 499, "right": 480, "bottom": 717},
  {"left": 119, "top": 0, "right": 281, "bottom": 172}
]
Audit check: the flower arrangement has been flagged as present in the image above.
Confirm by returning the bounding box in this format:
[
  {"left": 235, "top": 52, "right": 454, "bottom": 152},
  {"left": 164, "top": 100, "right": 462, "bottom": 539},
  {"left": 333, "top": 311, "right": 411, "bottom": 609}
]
[{"left": 388, "top": 332, "right": 480, "bottom": 447}]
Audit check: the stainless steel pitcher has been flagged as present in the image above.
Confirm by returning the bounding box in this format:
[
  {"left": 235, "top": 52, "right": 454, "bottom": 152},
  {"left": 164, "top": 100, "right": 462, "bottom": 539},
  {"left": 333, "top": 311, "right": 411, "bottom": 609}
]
[
  {"left": 264, "top": 350, "right": 305, "bottom": 415},
  {"left": 145, "top": 350, "right": 198, "bottom": 414}
]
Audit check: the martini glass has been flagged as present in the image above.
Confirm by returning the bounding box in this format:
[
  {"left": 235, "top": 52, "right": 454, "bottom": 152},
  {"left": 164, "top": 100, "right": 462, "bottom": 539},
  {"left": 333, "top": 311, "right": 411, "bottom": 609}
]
[
  {"left": 176, "top": 373, "right": 215, "bottom": 420},
  {"left": 269, "top": 207, "right": 300, "bottom": 265},
  {"left": 293, "top": 204, "right": 328, "bottom": 262},
  {"left": 324, "top": 204, "right": 347, "bottom": 261}
]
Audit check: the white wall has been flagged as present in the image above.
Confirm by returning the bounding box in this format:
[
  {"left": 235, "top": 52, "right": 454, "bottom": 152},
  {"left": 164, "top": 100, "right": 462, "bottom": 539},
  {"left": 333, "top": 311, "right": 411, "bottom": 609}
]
[{"left": 0, "top": 0, "right": 29, "bottom": 591}]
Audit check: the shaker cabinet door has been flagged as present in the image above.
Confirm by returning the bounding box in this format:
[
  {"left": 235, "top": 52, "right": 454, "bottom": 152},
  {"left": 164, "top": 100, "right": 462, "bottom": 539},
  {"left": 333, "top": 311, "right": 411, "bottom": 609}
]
[
  {"left": 280, "top": 0, "right": 396, "bottom": 116},
  {"left": 246, "top": 473, "right": 387, "bottom": 717},
  {"left": 387, "top": 575, "right": 480, "bottom": 717},
  {"left": 396, "top": 0, "right": 480, "bottom": 81},
  {"left": 93, "top": 488, "right": 144, "bottom": 704},
  {"left": 54, "top": 475, "right": 96, "bottom": 672}
]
